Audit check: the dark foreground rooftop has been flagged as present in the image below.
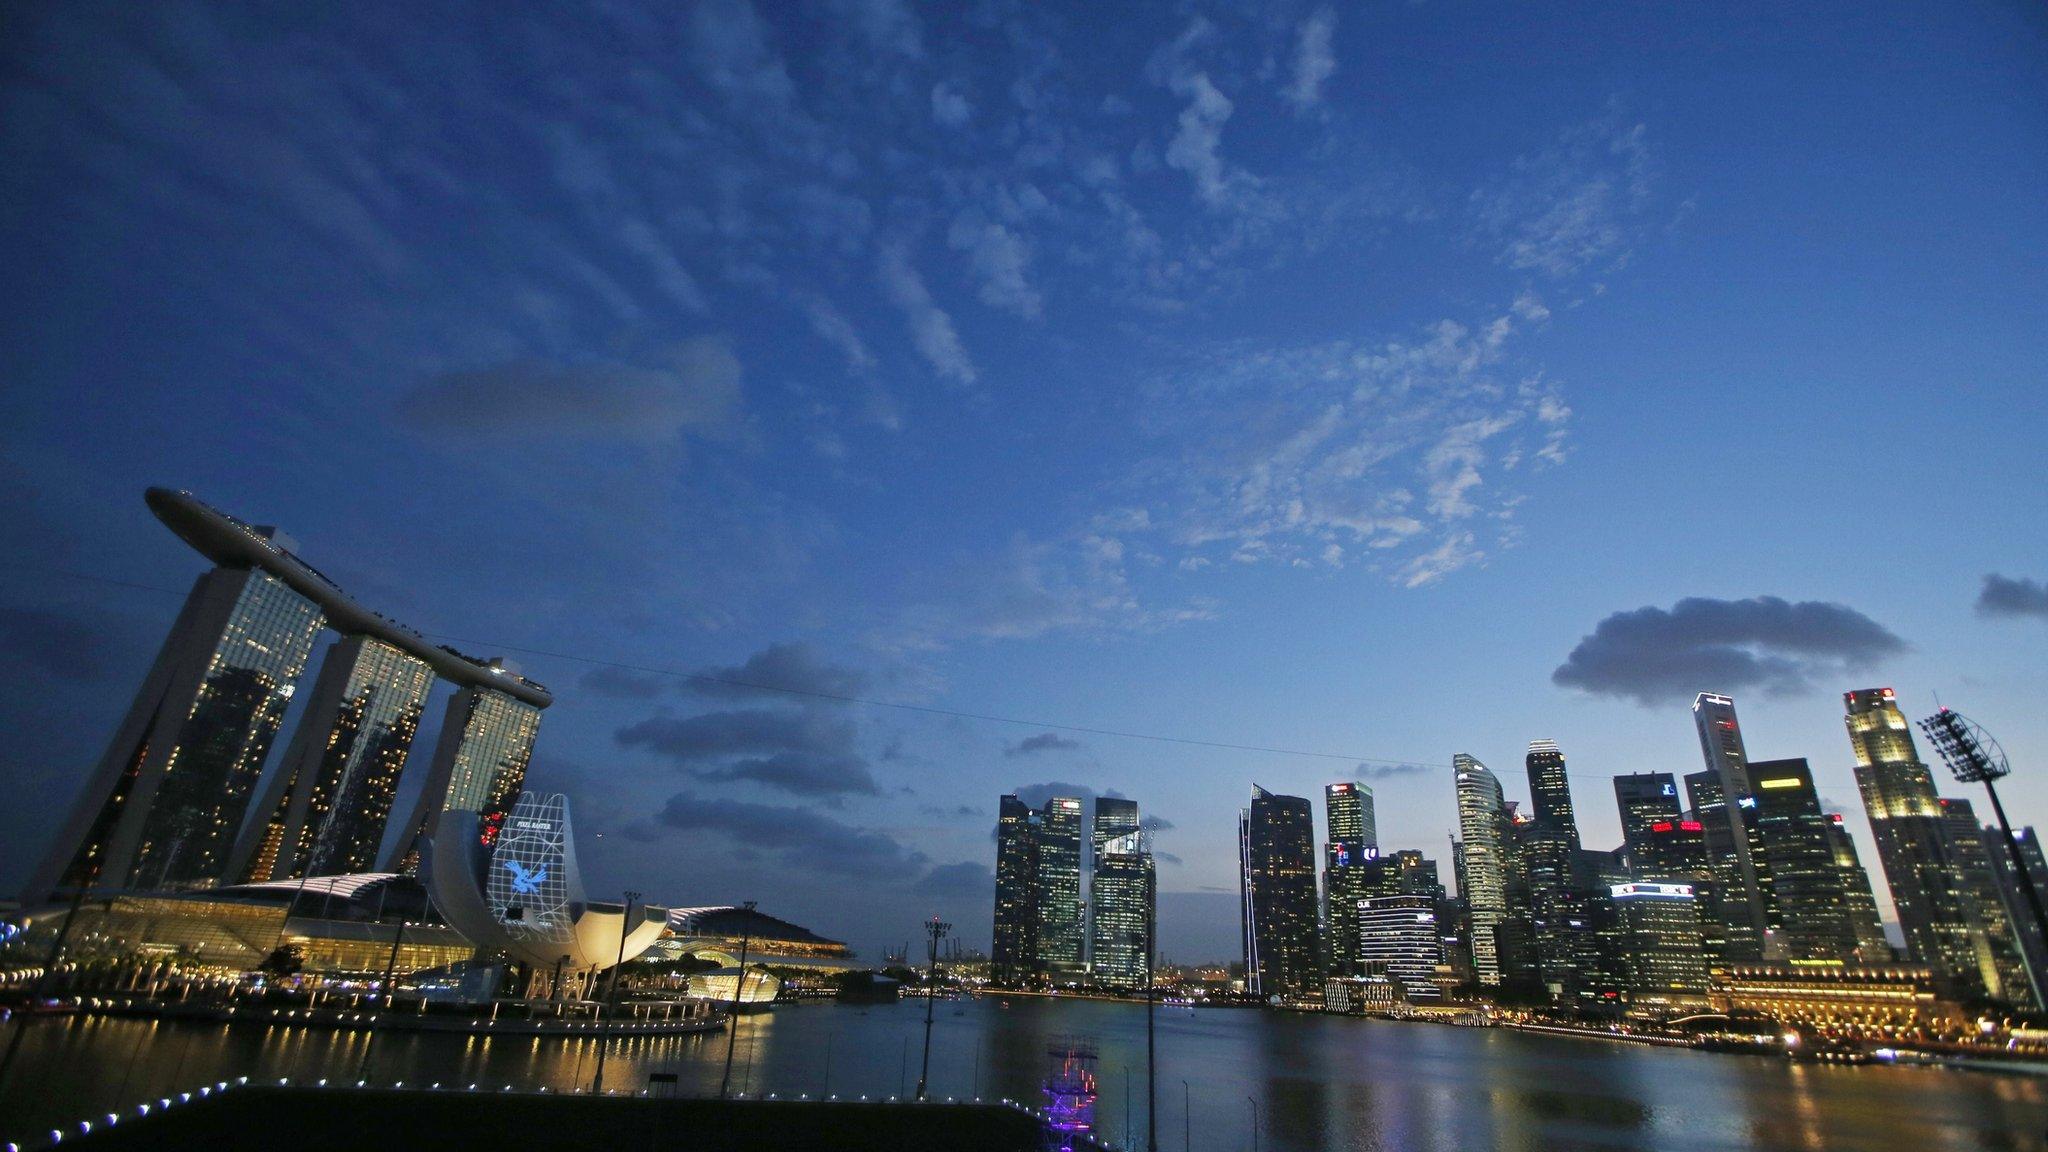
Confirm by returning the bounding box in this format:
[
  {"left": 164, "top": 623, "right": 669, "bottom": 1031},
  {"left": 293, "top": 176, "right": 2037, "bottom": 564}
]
[{"left": 44, "top": 1085, "right": 1061, "bottom": 1152}]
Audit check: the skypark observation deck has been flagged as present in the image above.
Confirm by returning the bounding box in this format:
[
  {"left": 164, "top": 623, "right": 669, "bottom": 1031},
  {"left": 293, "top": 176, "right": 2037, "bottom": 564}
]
[{"left": 144, "top": 488, "right": 552, "bottom": 706}]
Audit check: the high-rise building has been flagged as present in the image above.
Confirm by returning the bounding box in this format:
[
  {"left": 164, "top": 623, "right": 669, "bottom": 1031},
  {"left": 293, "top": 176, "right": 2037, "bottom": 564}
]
[
  {"left": 1036, "top": 797, "right": 1086, "bottom": 975},
  {"left": 1240, "top": 786, "right": 1319, "bottom": 999},
  {"left": 1845, "top": 688, "right": 2000, "bottom": 1002},
  {"left": 1322, "top": 782, "right": 1377, "bottom": 978},
  {"left": 27, "top": 490, "right": 554, "bottom": 902},
  {"left": 1986, "top": 825, "right": 2048, "bottom": 1004},
  {"left": 1940, "top": 798, "right": 2036, "bottom": 1008},
  {"left": 1683, "top": 767, "right": 1769, "bottom": 962},
  {"left": 1691, "top": 693, "right": 1771, "bottom": 957},
  {"left": 1453, "top": 754, "right": 1509, "bottom": 986},
  {"left": 1746, "top": 758, "right": 1858, "bottom": 962},
  {"left": 1613, "top": 773, "right": 1683, "bottom": 865},
  {"left": 1825, "top": 814, "right": 1894, "bottom": 963},
  {"left": 1609, "top": 883, "right": 1712, "bottom": 1013},
  {"left": 1089, "top": 828, "right": 1155, "bottom": 989},
  {"left": 992, "top": 795, "right": 1041, "bottom": 984},
  {"left": 1523, "top": 740, "right": 1586, "bottom": 1000},
  {"left": 384, "top": 679, "right": 544, "bottom": 871},
  {"left": 228, "top": 635, "right": 435, "bottom": 883},
  {"left": 1358, "top": 895, "right": 1443, "bottom": 1000}
]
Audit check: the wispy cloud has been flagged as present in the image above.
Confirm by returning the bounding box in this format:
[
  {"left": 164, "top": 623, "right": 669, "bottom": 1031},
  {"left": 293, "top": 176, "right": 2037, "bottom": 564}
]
[
  {"left": 1976, "top": 574, "right": 2048, "bottom": 620},
  {"left": 1283, "top": 8, "right": 1338, "bottom": 113},
  {"left": 398, "top": 339, "right": 742, "bottom": 443},
  {"left": 1473, "top": 110, "right": 1654, "bottom": 279},
  {"left": 1006, "top": 732, "right": 1083, "bottom": 757},
  {"left": 876, "top": 242, "right": 977, "bottom": 384}
]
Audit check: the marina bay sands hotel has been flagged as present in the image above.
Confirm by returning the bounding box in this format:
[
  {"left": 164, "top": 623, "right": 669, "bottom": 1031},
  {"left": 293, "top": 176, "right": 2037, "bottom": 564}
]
[{"left": 24, "top": 488, "right": 555, "bottom": 903}]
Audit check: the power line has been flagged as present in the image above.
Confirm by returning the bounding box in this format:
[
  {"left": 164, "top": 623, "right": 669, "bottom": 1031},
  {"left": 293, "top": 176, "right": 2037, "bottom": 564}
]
[{"left": 3, "top": 560, "right": 1658, "bottom": 781}]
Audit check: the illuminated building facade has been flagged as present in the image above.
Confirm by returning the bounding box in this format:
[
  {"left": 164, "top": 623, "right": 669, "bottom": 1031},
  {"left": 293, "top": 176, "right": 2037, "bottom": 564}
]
[
  {"left": 230, "top": 635, "right": 434, "bottom": 883},
  {"left": 1358, "top": 894, "right": 1443, "bottom": 1000},
  {"left": 25, "top": 489, "right": 552, "bottom": 903},
  {"left": 384, "top": 680, "right": 544, "bottom": 871},
  {"left": 1523, "top": 740, "right": 1586, "bottom": 1000},
  {"left": 1089, "top": 830, "right": 1155, "bottom": 988},
  {"left": 1453, "top": 754, "right": 1509, "bottom": 985},
  {"left": 1614, "top": 772, "right": 1683, "bottom": 860},
  {"left": 1746, "top": 758, "right": 1859, "bottom": 962},
  {"left": 1715, "top": 963, "right": 1960, "bottom": 1035},
  {"left": 992, "top": 795, "right": 1040, "bottom": 983},
  {"left": 1987, "top": 825, "right": 2048, "bottom": 1000},
  {"left": 1844, "top": 688, "right": 1998, "bottom": 1002},
  {"left": 1691, "top": 693, "right": 1770, "bottom": 960},
  {"left": 1322, "top": 782, "right": 1377, "bottom": 978},
  {"left": 1241, "top": 785, "right": 1319, "bottom": 999},
  {"left": 1610, "top": 883, "right": 1711, "bottom": 1014},
  {"left": 1939, "top": 798, "right": 2037, "bottom": 1008},
  {"left": 1826, "top": 815, "right": 1894, "bottom": 962},
  {"left": 1036, "top": 796, "right": 1086, "bottom": 975}
]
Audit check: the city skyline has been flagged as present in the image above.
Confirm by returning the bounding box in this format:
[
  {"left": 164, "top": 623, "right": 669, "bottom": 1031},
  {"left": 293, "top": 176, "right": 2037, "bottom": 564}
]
[{"left": 1, "top": 3, "right": 2046, "bottom": 965}]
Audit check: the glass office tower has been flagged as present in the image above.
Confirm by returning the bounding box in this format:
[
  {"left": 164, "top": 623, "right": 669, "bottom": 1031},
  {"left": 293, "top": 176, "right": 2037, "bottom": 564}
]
[
  {"left": 1523, "top": 740, "right": 1585, "bottom": 998},
  {"left": 1453, "top": 754, "right": 1509, "bottom": 985},
  {"left": 33, "top": 566, "right": 325, "bottom": 897},
  {"left": 1089, "top": 829, "right": 1156, "bottom": 989},
  {"left": 230, "top": 635, "right": 435, "bottom": 882},
  {"left": 1035, "top": 797, "right": 1086, "bottom": 975},
  {"left": 1940, "top": 798, "right": 2036, "bottom": 1008},
  {"left": 384, "top": 682, "right": 543, "bottom": 871},
  {"left": 1691, "top": 693, "right": 1771, "bottom": 958},
  {"left": 1241, "top": 785, "right": 1319, "bottom": 999},
  {"left": 1746, "top": 758, "right": 1859, "bottom": 962},
  {"left": 1323, "top": 782, "right": 1377, "bottom": 978},
  {"left": 992, "top": 794, "right": 1041, "bottom": 984},
  {"left": 1614, "top": 772, "right": 1683, "bottom": 862},
  {"left": 1358, "top": 895, "right": 1443, "bottom": 999},
  {"left": 1824, "top": 814, "right": 1895, "bottom": 963},
  {"left": 1845, "top": 688, "right": 1999, "bottom": 1002}
]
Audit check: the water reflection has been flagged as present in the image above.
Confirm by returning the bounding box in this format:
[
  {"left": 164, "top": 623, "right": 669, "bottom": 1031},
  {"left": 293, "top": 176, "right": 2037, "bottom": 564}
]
[{"left": 3, "top": 1000, "right": 2045, "bottom": 1150}]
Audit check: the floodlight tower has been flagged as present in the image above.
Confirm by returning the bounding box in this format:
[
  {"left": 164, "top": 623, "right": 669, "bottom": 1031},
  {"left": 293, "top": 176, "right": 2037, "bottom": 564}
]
[{"left": 1919, "top": 708, "right": 2048, "bottom": 974}]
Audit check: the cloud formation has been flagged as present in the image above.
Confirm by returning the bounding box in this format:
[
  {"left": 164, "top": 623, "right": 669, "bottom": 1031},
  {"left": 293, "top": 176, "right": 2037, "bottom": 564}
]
[
  {"left": 581, "top": 665, "right": 668, "bottom": 699},
  {"left": 649, "top": 791, "right": 925, "bottom": 880},
  {"left": 689, "top": 752, "right": 882, "bottom": 799},
  {"left": 615, "top": 707, "right": 884, "bottom": 801},
  {"left": 0, "top": 607, "right": 122, "bottom": 682},
  {"left": 1353, "top": 762, "right": 1432, "bottom": 781},
  {"left": 1284, "top": 8, "right": 1338, "bottom": 112},
  {"left": 1006, "top": 732, "right": 1084, "bottom": 757},
  {"left": 400, "top": 339, "right": 741, "bottom": 443},
  {"left": 686, "top": 642, "right": 870, "bottom": 702},
  {"left": 877, "top": 243, "right": 976, "bottom": 384},
  {"left": 1473, "top": 111, "right": 1653, "bottom": 279},
  {"left": 1976, "top": 574, "right": 2048, "bottom": 620},
  {"left": 1551, "top": 595, "right": 1908, "bottom": 705}
]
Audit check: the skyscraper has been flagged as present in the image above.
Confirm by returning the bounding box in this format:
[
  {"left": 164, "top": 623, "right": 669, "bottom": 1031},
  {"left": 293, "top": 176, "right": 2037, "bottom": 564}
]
[
  {"left": 1986, "top": 825, "right": 2048, "bottom": 1004},
  {"left": 1613, "top": 772, "right": 1683, "bottom": 864},
  {"left": 992, "top": 795, "right": 1040, "bottom": 984},
  {"left": 1036, "top": 796, "right": 1086, "bottom": 975},
  {"left": 27, "top": 489, "right": 554, "bottom": 902},
  {"left": 1322, "top": 782, "right": 1377, "bottom": 978},
  {"left": 1609, "top": 883, "right": 1712, "bottom": 1013},
  {"left": 1523, "top": 740, "right": 1586, "bottom": 999},
  {"left": 228, "top": 635, "right": 435, "bottom": 883},
  {"left": 1745, "top": 758, "right": 1858, "bottom": 962},
  {"left": 1845, "top": 688, "right": 1998, "bottom": 1002},
  {"left": 1940, "top": 798, "right": 2036, "bottom": 1008},
  {"left": 1089, "top": 825, "right": 1155, "bottom": 989},
  {"left": 1240, "top": 785, "right": 1318, "bottom": 999},
  {"left": 1824, "top": 814, "right": 1894, "bottom": 963},
  {"left": 1453, "top": 754, "right": 1509, "bottom": 985},
  {"left": 384, "top": 679, "right": 545, "bottom": 871},
  {"left": 1691, "top": 693, "right": 1771, "bottom": 957},
  {"left": 1358, "top": 895, "right": 1443, "bottom": 1000}
]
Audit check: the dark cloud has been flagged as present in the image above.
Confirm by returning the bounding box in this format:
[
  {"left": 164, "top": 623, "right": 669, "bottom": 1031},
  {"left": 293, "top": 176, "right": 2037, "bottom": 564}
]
[
  {"left": 399, "top": 339, "right": 740, "bottom": 442},
  {"left": 691, "top": 752, "right": 881, "bottom": 800},
  {"left": 1012, "top": 781, "right": 1123, "bottom": 810},
  {"left": 1006, "top": 732, "right": 1084, "bottom": 757},
  {"left": 0, "top": 607, "right": 123, "bottom": 682},
  {"left": 1157, "top": 852, "right": 1184, "bottom": 867},
  {"left": 1977, "top": 574, "right": 2048, "bottom": 620},
  {"left": 1141, "top": 814, "right": 1175, "bottom": 832},
  {"left": 617, "top": 708, "right": 854, "bottom": 761},
  {"left": 919, "top": 804, "right": 985, "bottom": 820},
  {"left": 915, "top": 861, "right": 992, "bottom": 896},
  {"left": 652, "top": 792, "right": 925, "bottom": 879},
  {"left": 686, "top": 642, "right": 869, "bottom": 702},
  {"left": 617, "top": 708, "right": 885, "bottom": 800},
  {"left": 1356, "top": 762, "right": 1431, "bottom": 781},
  {"left": 580, "top": 665, "right": 668, "bottom": 699},
  {"left": 1551, "top": 595, "right": 1907, "bottom": 706}
]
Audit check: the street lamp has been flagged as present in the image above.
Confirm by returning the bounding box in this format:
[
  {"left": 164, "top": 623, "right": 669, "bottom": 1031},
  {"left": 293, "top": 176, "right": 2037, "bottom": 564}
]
[
  {"left": 1246, "top": 1096, "right": 1260, "bottom": 1152},
  {"left": 1181, "top": 1080, "right": 1191, "bottom": 1152},
  {"left": 718, "top": 900, "right": 758, "bottom": 1099},
  {"left": 915, "top": 917, "right": 951, "bottom": 1101},
  {"left": 592, "top": 889, "right": 640, "bottom": 1095},
  {"left": 1920, "top": 708, "right": 2048, "bottom": 1005}
]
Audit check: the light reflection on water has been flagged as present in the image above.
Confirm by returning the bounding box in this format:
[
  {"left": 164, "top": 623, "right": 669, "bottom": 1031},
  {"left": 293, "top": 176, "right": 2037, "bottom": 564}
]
[{"left": 3, "top": 998, "right": 2045, "bottom": 1150}]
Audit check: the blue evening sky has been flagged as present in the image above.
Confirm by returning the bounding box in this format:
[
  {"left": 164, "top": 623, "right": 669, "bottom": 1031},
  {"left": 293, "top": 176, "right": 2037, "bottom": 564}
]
[{"left": 2, "top": 1, "right": 2044, "bottom": 961}]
